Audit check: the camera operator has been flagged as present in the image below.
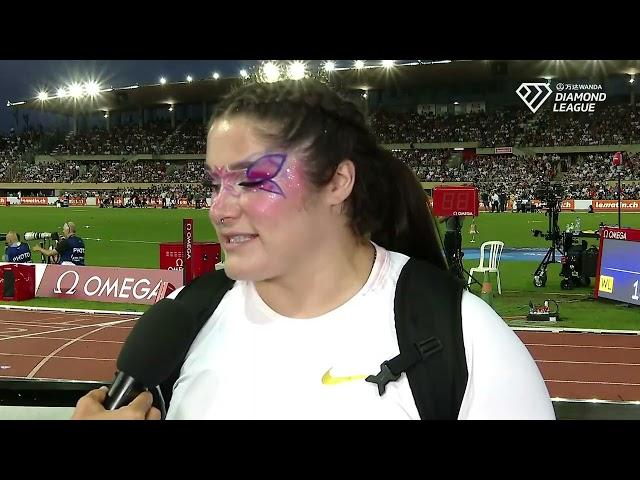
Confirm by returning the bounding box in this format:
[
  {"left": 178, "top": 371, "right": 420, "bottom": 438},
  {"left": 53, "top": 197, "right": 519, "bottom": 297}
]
[
  {"left": 491, "top": 192, "right": 500, "bottom": 213},
  {"left": 499, "top": 191, "right": 507, "bottom": 213},
  {"left": 33, "top": 221, "right": 85, "bottom": 266},
  {"left": 439, "top": 215, "right": 464, "bottom": 274},
  {"left": 3, "top": 231, "right": 32, "bottom": 263}
]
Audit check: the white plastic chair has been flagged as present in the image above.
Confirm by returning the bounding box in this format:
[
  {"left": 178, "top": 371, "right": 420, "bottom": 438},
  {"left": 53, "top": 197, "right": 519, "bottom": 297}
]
[{"left": 468, "top": 241, "right": 504, "bottom": 294}]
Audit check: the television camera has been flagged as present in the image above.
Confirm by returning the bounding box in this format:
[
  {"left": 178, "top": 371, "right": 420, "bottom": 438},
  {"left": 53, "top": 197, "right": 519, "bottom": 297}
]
[{"left": 531, "top": 183, "right": 599, "bottom": 289}]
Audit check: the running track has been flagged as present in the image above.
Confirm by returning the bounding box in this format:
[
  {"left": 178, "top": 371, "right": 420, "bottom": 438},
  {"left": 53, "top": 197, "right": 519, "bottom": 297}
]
[{"left": 1, "top": 308, "right": 639, "bottom": 402}]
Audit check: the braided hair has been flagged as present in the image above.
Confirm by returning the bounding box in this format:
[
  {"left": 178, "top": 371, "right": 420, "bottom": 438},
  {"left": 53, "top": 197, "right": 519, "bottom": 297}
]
[{"left": 210, "top": 79, "right": 446, "bottom": 270}]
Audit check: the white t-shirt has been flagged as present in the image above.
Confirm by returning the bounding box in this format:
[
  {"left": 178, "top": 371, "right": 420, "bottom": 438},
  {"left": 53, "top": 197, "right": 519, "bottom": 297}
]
[{"left": 166, "top": 244, "right": 555, "bottom": 420}]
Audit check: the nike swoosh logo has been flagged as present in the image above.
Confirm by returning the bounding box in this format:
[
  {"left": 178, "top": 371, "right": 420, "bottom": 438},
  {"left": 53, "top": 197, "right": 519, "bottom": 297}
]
[{"left": 322, "top": 368, "right": 368, "bottom": 385}]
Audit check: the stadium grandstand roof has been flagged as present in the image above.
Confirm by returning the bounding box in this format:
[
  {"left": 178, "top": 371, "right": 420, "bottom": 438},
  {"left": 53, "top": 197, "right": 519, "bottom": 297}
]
[{"left": 9, "top": 60, "right": 640, "bottom": 116}]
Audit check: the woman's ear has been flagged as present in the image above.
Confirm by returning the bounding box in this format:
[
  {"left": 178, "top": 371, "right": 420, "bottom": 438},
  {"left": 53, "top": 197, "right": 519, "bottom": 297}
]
[{"left": 323, "top": 159, "right": 356, "bottom": 209}]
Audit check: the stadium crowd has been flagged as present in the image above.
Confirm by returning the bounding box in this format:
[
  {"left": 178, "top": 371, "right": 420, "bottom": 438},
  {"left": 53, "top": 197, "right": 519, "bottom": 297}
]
[
  {"left": 370, "top": 108, "right": 528, "bottom": 147},
  {"left": 50, "top": 121, "right": 206, "bottom": 156},
  {"left": 562, "top": 153, "right": 640, "bottom": 182},
  {"left": 519, "top": 105, "right": 640, "bottom": 147},
  {"left": 1, "top": 104, "right": 639, "bottom": 201}
]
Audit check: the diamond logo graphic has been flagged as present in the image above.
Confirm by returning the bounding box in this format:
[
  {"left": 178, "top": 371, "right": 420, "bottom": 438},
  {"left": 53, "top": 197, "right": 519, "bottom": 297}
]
[{"left": 516, "top": 83, "right": 553, "bottom": 113}]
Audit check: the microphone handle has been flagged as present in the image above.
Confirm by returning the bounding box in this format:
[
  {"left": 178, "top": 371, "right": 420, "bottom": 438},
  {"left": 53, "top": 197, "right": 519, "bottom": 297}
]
[{"left": 103, "top": 371, "right": 147, "bottom": 410}]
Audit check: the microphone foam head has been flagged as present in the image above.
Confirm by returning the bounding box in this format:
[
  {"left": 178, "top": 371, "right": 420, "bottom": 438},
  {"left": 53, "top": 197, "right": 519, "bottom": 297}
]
[{"left": 116, "top": 298, "right": 200, "bottom": 387}]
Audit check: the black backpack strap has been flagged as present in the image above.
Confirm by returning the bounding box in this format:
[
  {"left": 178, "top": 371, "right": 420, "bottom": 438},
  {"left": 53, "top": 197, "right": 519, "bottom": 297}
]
[
  {"left": 159, "top": 269, "right": 235, "bottom": 409},
  {"left": 365, "top": 337, "right": 443, "bottom": 396},
  {"left": 366, "top": 257, "right": 468, "bottom": 420}
]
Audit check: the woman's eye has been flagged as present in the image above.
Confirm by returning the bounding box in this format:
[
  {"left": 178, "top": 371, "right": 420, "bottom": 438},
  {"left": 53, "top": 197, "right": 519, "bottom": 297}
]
[{"left": 238, "top": 180, "right": 265, "bottom": 188}]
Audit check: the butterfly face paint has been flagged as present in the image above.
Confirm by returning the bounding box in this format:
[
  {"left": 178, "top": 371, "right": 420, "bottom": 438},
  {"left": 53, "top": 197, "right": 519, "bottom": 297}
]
[{"left": 207, "top": 152, "right": 288, "bottom": 204}]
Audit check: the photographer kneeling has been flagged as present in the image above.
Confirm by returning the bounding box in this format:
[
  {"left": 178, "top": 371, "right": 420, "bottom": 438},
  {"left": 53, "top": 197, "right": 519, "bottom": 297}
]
[
  {"left": 33, "top": 222, "right": 85, "bottom": 266},
  {"left": 3, "top": 231, "right": 32, "bottom": 263}
]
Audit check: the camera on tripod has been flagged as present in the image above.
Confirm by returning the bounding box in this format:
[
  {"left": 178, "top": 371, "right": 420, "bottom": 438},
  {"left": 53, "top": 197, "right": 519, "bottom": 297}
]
[
  {"left": 531, "top": 183, "right": 599, "bottom": 289},
  {"left": 532, "top": 183, "right": 565, "bottom": 287}
]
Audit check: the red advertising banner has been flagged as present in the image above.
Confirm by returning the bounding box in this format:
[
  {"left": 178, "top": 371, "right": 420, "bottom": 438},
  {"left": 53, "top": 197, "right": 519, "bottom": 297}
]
[
  {"left": 526, "top": 199, "right": 575, "bottom": 210},
  {"left": 20, "top": 197, "right": 48, "bottom": 206},
  {"left": 0, "top": 197, "right": 7, "bottom": 206},
  {"left": 183, "top": 218, "right": 194, "bottom": 285},
  {"left": 592, "top": 200, "right": 640, "bottom": 212},
  {"left": 599, "top": 226, "right": 640, "bottom": 243},
  {"left": 36, "top": 265, "right": 184, "bottom": 305},
  {"left": 60, "top": 197, "right": 86, "bottom": 206},
  {"left": 160, "top": 243, "right": 184, "bottom": 271},
  {"left": 96, "top": 197, "right": 124, "bottom": 206},
  {"left": 0, "top": 264, "right": 35, "bottom": 301},
  {"left": 494, "top": 147, "right": 513, "bottom": 154},
  {"left": 159, "top": 242, "right": 221, "bottom": 279}
]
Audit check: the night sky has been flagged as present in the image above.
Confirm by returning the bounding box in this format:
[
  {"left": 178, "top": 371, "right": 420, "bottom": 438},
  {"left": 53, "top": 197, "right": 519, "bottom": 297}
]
[{"left": 0, "top": 59, "right": 260, "bottom": 133}]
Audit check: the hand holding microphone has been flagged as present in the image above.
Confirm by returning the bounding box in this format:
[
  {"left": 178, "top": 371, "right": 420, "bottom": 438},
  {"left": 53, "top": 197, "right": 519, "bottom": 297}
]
[
  {"left": 71, "top": 298, "right": 199, "bottom": 420},
  {"left": 72, "top": 387, "right": 161, "bottom": 420}
]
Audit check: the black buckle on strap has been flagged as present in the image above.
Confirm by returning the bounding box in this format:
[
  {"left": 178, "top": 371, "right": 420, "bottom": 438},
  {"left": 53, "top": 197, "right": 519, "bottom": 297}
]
[{"left": 365, "top": 361, "right": 401, "bottom": 396}]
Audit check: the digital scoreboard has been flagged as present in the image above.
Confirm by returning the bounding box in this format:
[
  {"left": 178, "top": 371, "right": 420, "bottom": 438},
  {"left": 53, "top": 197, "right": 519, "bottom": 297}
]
[
  {"left": 595, "top": 226, "right": 640, "bottom": 306},
  {"left": 431, "top": 186, "right": 480, "bottom": 217}
]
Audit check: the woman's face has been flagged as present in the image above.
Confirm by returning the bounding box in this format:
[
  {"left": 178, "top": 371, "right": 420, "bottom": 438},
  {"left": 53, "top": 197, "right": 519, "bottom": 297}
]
[{"left": 206, "top": 115, "right": 330, "bottom": 282}]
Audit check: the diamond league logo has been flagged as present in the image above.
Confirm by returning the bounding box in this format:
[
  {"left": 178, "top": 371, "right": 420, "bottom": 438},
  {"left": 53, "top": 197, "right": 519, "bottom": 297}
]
[{"left": 516, "top": 83, "right": 553, "bottom": 113}]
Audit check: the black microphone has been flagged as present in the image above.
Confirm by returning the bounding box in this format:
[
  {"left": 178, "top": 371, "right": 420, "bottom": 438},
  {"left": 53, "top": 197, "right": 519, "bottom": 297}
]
[{"left": 103, "top": 298, "right": 198, "bottom": 412}]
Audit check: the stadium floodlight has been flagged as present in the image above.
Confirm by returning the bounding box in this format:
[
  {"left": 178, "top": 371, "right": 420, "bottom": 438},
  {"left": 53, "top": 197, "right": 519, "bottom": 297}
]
[
  {"left": 362, "top": 92, "right": 368, "bottom": 99},
  {"left": 68, "top": 82, "right": 84, "bottom": 99},
  {"left": 160, "top": 77, "right": 167, "bottom": 85},
  {"left": 630, "top": 76, "right": 636, "bottom": 84},
  {"left": 84, "top": 81, "right": 101, "bottom": 98},
  {"left": 186, "top": 75, "right": 193, "bottom": 83},
  {"left": 287, "top": 61, "right": 306, "bottom": 80},
  {"left": 323, "top": 61, "right": 336, "bottom": 72},
  {"left": 381, "top": 60, "right": 395, "bottom": 68},
  {"left": 453, "top": 101, "right": 460, "bottom": 105},
  {"left": 104, "top": 112, "right": 109, "bottom": 118},
  {"left": 212, "top": 72, "right": 220, "bottom": 80},
  {"left": 37, "top": 91, "right": 49, "bottom": 101},
  {"left": 239, "top": 69, "right": 249, "bottom": 78},
  {"left": 262, "top": 62, "right": 281, "bottom": 83},
  {"left": 354, "top": 60, "right": 365, "bottom": 70},
  {"left": 168, "top": 106, "right": 174, "bottom": 112},
  {"left": 57, "top": 87, "right": 68, "bottom": 99}
]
